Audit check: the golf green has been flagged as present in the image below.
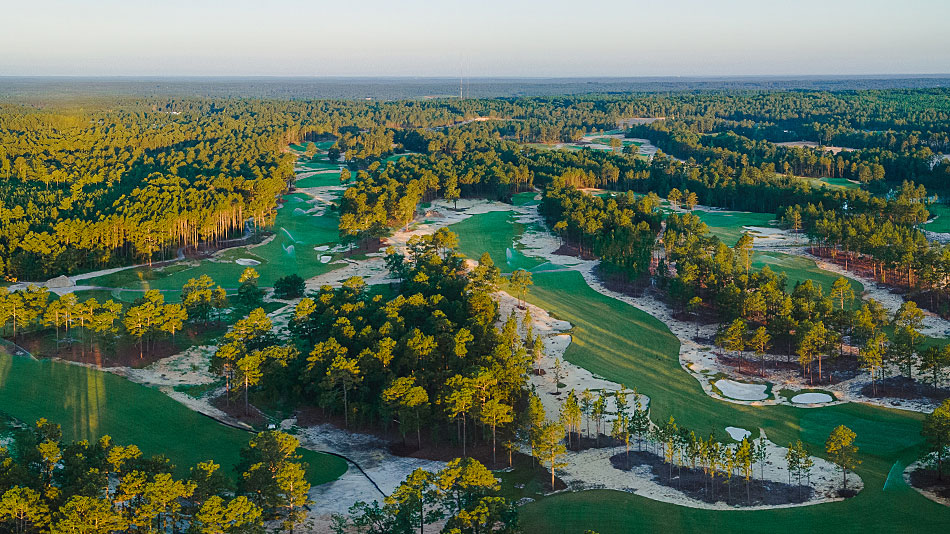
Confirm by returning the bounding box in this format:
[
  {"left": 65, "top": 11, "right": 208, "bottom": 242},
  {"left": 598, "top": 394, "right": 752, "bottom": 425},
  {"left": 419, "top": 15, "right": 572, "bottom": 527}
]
[
  {"left": 752, "top": 251, "right": 863, "bottom": 296},
  {"left": 693, "top": 210, "right": 777, "bottom": 246}
]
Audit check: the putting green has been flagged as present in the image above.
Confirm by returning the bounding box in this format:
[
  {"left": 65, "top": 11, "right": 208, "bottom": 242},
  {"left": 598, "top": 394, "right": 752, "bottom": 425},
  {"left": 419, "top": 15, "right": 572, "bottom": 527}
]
[
  {"left": 693, "top": 210, "right": 777, "bottom": 246},
  {"left": 0, "top": 350, "right": 347, "bottom": 485},
  {"left": 808, "top": 176, "right": 860, "bottom": 190},
  {"left": 296, "top": 171, "right": 346, "bottom": 189}
]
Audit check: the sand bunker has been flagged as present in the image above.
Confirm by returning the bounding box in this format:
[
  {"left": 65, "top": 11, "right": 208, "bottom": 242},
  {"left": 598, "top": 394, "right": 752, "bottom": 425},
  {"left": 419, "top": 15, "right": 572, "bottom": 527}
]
[
  {"left": 715, "top": 379, "right": 769, "bottom": 401},
  {"left": 791, "top": 392, "right": 834, "bottom": 404},
  {"left": 726, "top": 426, "right": 752, "bottom": 441},
  {"left": 235, "top": 258, "right": 261, "bottom": 266},
  {"left": 774, "top": 141, "right": 853, "bottom": 154},
  {"left": 320, "top": 255, "right": 332, "bottom": 263},
  {"left": 314, "top": 245, "right": 330, "bottom": 251}
]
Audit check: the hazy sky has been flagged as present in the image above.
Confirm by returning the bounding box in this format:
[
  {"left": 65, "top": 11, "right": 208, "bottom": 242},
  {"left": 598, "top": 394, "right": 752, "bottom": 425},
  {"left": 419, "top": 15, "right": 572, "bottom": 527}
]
[{"left": 2, "top": 0, "right": 948, "bottom": 76}]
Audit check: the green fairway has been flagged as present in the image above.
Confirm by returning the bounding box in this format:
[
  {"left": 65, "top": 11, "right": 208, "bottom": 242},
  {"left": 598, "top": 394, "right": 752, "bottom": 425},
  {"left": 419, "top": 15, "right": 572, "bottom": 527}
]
[
  {"left": 923, "top": 203, "right": 950, "bottom": 233},
  {"left": 86, "top": 192, "right": 344, "bottom": 291},
  {"left": 450, "top": 211, "right": 545, "bottom": 273},
  {"left": 296, "top": 171, "right": 345, "bottom": 188},
  {"left": 297, "top": 160, "right": 341, "bottom": 172},
  {"left": 512, "top": 191, "right": 541, "bottom": 206},
  {"left": 799, "top": 176, "right": 861, "bottom": 190},
  {"left": 693, "top": 210, "right": 777, "bottom": 246},
  {"left": 520, "top": 270, "right": 949, "bottom": 533},
  {"left": 751, "top": 251, "right": 863, "bottom": 296},
  {"left": 0, "top": 350, "right": 347, "bottom": 485}
]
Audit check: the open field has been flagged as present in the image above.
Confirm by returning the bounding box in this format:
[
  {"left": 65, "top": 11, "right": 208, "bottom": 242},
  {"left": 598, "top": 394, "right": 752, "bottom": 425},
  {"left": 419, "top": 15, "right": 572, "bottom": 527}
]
[{"left": 0, "top": 350, "right": 347, "bottom": 485}]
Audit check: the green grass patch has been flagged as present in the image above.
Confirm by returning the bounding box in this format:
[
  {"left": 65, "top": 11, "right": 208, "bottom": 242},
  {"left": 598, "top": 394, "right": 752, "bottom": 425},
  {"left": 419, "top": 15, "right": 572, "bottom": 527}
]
[
  {"left": 751, "top": 251, "right": 863, "bottom": 296},
  {"left": 512, "top": 192, "right": 540, "bottom": 206},
  {"left": 692, "top": 210, "right": 776, "bottom": 246},
  {"left": 0, "top": 353, "right": 347, "bottom": 485},
  {"left": 295, "top": 171, "right": 344, "bottom": 189},
  {"left": 923, "top": 203, "right": 950, "bottom": 233},
  {"left": 799, "top": 176, "right": 861, "bottom": 190},
  {"left": 450, "top": 211, "right": 544, "bottom": 273},
  {"left": 86, "top": 195, "right": 344, "bottom": 291}
]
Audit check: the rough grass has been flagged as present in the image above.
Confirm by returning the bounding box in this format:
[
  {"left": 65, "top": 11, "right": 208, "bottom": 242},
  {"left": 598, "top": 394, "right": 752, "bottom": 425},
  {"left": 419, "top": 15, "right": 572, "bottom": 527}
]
[{"left": 0, "top": 353, "right": 347, "bottom": 485}]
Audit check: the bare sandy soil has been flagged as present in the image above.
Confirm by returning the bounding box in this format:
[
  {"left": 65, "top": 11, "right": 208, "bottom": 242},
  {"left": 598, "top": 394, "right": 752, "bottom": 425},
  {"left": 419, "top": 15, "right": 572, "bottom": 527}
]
[{"left": 773, "top": 141, "right": 854, "bottom": 154}]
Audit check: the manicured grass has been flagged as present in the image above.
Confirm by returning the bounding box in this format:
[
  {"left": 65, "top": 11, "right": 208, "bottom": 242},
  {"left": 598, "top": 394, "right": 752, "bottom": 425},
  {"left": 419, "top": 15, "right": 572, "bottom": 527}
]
[
  {"left": 519, "top": 270, "right": 946, "bottom": 533},
  {"left": 450, "top": 211, "right": 544, "bottom": 273},
  {"left": 86, "top": 193, "right": 344, "bottom": 290},
  {"left": 295, "top": 171, "right": 345, "bottom": 189},
  {"left": 0, "top": 352, "right": 347, "bottom": 485},
  {"left": 799, "top": 176, "right": 861, "bottom": 190},
  {"left": 692, "top": 210, "right": 777, "bottom": 246},
  {"left": 751, "top": 251, "right": 863, "bottom": 296},
  {"left": 297, "top": 160, "right": 341, "bottom": 171},
  {"left": 512, "top": 192, "right": 540, "bottom": 206},
  {"left": 923, "top": 203, "right": 950, "bottom": 233}
]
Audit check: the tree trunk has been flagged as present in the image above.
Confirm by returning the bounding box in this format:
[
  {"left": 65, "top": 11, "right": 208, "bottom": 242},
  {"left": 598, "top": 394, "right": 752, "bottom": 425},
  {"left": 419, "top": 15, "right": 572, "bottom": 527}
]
[
  {"left": 492, "top": 423, "right": 497, "bottom": 468},
  {"left": 343, "top": 385, "right": 349, "bottom": 428}
]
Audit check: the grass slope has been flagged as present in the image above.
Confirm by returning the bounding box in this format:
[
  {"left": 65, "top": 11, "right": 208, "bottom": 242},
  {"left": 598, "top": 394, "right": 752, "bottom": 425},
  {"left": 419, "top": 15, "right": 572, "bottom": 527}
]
[
  {"left": 0, "top": 352, "right": 347, "bottom": 485},
  {"left": 752, "top": 251, "right": 863, "bottom": 296},
  {"left": 450, "top": 211, "right": 544, "bottom": 273},
  {"left": 923, "top": 203, "right": 950, "bottom": 233}
]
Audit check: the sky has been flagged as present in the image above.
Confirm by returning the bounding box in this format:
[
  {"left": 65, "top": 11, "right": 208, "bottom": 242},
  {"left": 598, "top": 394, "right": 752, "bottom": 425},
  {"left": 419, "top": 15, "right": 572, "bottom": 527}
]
[{"left": 2, "top": 0, "right": 949, "bottom": 77}]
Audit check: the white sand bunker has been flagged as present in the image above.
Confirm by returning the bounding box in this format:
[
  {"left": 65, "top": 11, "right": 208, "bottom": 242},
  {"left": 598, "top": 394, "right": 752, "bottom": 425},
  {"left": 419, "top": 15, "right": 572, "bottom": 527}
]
[
  {"left": 235, "top": 258, "right": 261, "bottom": 266},
  {"left": 744, "top": 226, "right": 783, "bottom": 237},
  {"left": 726, "top": 426, "right": 751, "bottom": 441},
  {"left": 314, "top": 245, "right": 330, "bottom": 251},
  {"left": 320, "top": 255, "right": 332, "bottom": 263},
  {"left": 715, "top": 379, "right": 769, "bottom": 401},
  {"left": 791, "top": 392, "right": 834, "bottom": 404}
]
